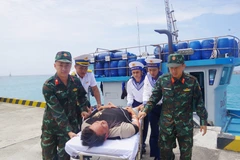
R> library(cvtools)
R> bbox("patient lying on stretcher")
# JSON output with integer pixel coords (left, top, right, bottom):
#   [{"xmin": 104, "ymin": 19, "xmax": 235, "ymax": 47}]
[{"xmin": 81, "ymin": 102, "xmax": 142, "ymax": 147}]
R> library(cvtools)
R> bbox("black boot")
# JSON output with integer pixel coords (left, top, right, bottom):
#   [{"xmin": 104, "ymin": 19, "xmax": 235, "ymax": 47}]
[{"xmin": 142, "ymin": 147, "xmax": 146, "ymax": 154}]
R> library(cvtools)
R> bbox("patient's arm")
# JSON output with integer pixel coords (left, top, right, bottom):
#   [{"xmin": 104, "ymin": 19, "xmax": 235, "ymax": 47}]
[
  {"xmin": 81, "ymin": 107, "xmax": 92, "ymax": 119},
  {"xmin": 125, "ymin": 107, "xmax": 140, "ymax": 129},
  {"xmin": 131, "ymin": 114, "xmax": 140, "ymax": 129}
]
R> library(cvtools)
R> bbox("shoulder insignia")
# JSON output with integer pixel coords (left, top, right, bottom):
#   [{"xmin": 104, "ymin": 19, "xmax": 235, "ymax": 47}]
[
  {"xmin": 71, "ymin": 71, "xmax": 76, "ymax": 76},
  {"xmin": 184, "ymin": 72, "xmax": 190, "ymax": 76},
  {"xmin": 87, "ymin": 69, "xmax": 92, "ymax": 73},
  {"xmin": 183, "ymin": 88, "xmax": 191, "ymax": 92}
]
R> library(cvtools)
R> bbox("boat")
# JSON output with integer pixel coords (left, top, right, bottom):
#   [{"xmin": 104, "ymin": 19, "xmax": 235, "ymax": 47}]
[
  {"xmin": 85, "ymin": 29, "xmax": 240, "ymax": 152},
  {"xmin": 83, "ymin": 0, "xmax": 240, "ymax": 152}
]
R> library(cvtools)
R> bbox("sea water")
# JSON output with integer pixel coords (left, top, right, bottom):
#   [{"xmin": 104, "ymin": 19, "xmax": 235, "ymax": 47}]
[
  {"xmin": 0, "ymin": 75, "xmax": 47, "ymax": 102},
  {"xmin": 0, "ymin": 74, "xmax": 240, "ymax": 109},
  {"xmin": 0, "ymin": 74, "xmax": 103, "ymax": 105}
]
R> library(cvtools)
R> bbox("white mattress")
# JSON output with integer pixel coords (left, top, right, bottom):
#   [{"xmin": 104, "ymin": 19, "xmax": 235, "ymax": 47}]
[{"xmin": 65, "ymin": 132, "xmax": 140, "ymax": 160}]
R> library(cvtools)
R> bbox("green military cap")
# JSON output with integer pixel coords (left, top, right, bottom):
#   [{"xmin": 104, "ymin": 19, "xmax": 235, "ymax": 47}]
[
  {"xmin": 167, "ymin": 53, "xmax": 184, "ymax": 67},
  {"xmin": 55, "ymin": 51, "xmax": 72, "ymax": 63}
]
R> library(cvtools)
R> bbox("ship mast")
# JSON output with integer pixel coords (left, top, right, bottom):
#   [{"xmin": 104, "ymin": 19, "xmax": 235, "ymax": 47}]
[{"xmin": 164, "ymin": 0, "xmax": 179, "ymax": 43}]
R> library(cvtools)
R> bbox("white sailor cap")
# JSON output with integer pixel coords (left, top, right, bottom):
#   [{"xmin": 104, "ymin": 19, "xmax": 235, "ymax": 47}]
[
  {"xmin": 145, "ymin": 58, "xmax": 162, "ymax": 68},
  {"xmin": 129, "ymin": 61, "xmax": 144, "ymax": 71},
  {"xmin": 74, "ymin": 54, "xmax": 92, "ymax": 66}
]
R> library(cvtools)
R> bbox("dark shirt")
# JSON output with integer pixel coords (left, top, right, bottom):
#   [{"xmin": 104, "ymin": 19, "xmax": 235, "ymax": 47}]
[{"xmin": 82, "ymin": 108, "xmax": 139, "ymax": 139}]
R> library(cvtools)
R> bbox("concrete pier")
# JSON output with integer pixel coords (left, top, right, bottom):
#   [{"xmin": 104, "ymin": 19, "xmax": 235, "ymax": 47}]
[
  {"xmin": 0, "ymin": 102, "xmax": 239, "ymax": 160},
  {"xmin": 0, "ymin": 102, "xmax": 43, "ymax": 160}
]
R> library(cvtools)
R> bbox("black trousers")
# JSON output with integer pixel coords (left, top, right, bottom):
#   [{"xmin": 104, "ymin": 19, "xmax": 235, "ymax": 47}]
[{"xmin": 148, "ymin": 104, "xmax": 161, "ymax": 158}]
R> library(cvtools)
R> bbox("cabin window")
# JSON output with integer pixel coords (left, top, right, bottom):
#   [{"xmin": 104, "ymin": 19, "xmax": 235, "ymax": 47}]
[
  {"xmin": 220, "ymin": 67, "xmax": 231, "ymax": 85},
  {"xmin": 189, "ymin": 72, "xmax": 205, "ymax": 112},
  {"xmin": 209, "ymin": 69, "xmax": 217, "ymax": 85},
  {"xmin": 189, "ymin": 72, "xmax": 205, "ymax": 102}
]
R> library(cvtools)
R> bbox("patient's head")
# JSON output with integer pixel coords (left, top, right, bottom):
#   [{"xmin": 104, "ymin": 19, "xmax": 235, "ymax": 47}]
[{"xmin": 81, "ymin": 120, "xmax": 109, "ymax": 147}]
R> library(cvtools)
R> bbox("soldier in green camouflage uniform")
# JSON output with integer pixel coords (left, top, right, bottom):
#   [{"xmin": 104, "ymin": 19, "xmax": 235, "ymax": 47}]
[
  {"xmin": 41, "ymin": 51, "xmax": 90, "ymax": 160},
  {"xmin": 138, "ymin": 53, "xmax": 208, "ymax": 160}
]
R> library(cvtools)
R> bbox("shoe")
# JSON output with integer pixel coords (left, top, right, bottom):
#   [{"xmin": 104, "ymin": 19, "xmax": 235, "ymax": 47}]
[
  {"xmin": 71, "ymin": 156, "xmax": 79, "ymax": 159},
  {"xmin": 141, "ymin": 147, "xmax": 146, "ymax": 154},
  {"xmin": 83, "ymin": 155, "xmax": 92, "ymax": 160},
  {"xmin": 154, "ymin": 157, "xmax": 160, "ymax": 160}
]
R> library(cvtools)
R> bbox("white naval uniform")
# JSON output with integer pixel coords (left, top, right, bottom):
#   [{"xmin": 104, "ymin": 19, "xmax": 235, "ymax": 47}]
[
  {"xmin": 143, "ymin": 72, "xmax": 162, "ymax": 105},
  {"xmin": 126, "ymin": 77, "xmax": 145, "ymax": 107},
  {"xmin": 75, "ymin": 71, "xmax": 97, "ymax": 93}
]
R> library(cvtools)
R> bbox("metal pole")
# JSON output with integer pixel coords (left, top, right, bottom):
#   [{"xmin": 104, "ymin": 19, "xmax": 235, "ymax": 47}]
[{"xmin": 154, "ymin": 29, "xmax": 174, "ymax": 54}]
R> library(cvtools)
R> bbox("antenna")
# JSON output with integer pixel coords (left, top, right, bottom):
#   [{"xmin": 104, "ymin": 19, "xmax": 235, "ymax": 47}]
[
  {"xmin": 164, "ymin": 0, "xmax": 172, "ymax": 35},
  {"xmin": 136, "ymin": 7, "xmax": 141, "ymax": 54},
  {"xmin": 171, "ymin": 4, "xmax": 179, "ymax": 43},
  {"xmin": 164, "ymin": 0, "xmax": 179, "ymax": 43}
]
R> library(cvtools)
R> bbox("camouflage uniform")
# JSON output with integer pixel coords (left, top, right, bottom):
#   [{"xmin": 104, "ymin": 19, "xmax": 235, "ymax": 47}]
[
  {"xmin": 41, "ymin": 51, "xmax": 89, "ymax": 160},
  {"xmin": 143, "ymin": 54, "xmax": 208, "ymax": 160}
]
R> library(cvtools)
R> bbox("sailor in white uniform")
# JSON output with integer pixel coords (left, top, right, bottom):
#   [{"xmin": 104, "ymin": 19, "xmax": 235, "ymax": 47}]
[
  {"xmin": 72, "ymin": 54, "xmax": 102, "ymax": 109},
  {"xmin": 143, "ymin": 57, "xmax": 163, "ymax": 160},
  {"xmin": 126, "ymin": 61, "xmax": 148, "ymax": 154},
  {"xmin": 127, "ymin": 61, "xmax": 145, "ymax": 107}
]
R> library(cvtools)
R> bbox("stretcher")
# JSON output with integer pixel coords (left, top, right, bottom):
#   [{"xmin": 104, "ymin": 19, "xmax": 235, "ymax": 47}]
[{"xmin": 65, "ymin": 120, "xmax": 143, "ymax": 160}]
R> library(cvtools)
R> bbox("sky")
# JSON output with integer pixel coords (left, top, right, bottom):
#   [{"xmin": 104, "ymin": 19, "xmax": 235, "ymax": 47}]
[{"xmin": 0, "ymin": 0, "xmax": 240, "ymax": 76}]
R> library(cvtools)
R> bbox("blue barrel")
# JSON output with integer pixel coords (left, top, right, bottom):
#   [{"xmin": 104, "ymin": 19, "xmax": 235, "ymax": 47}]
[
  {"xmin": 177, "ymin": 42, "xmax": 188, "ymax": 49},
  {"xmin": 128, "ymin": 53, "xmax": 137, "ymax": 61},
  {"xmin": 111, "ymin": 52, "xmax": 128, "ymax": 61},
  {"xmin": 217, "ymin": 38, "xmax": 229, "ymax": 56},
  {"xmin": 177, "ymin": 42, "xmax": 188, "ymax": 60},
  {"xmin": 111, "ymin": 52, "xmax": 137, "ymax": 61},
  {"xmin": 118, "ymin": 60, "xmax": 127, "ymax": 76},
  {"xmin": 163, "ymin": 44, "xmax": 177, "ymax": 62},
  {"xmin": 136, "ymin": 58, "xmax": 147, "ymax": 66},
  {"xmin": 96, "ymin": 52, "xmax": 112, "ymax": 61},
  {"xmin": 154, "ymin": 46, "xmax": 162, "ymax": 59},
  {"xmin": 103, "ymin": 62, "xmax": 110, "ymax": 77},
  {"xmin": 189, "ymin": 41, "xmax": 201, "ymax": 60},
  {"xmin": 112, "ymin": 52, "xmax": 124, "ymax": 60},
  {"xmin": 110, "ymin": 61, "xmax": 118, "ymax": 76},
  {"xmin": 201, "ymin": 39, "xmax": 214, "ymax": 59},
  {"xmin": 94, "ymin": 62, "xmax": 104, "ymax": 77},
  {"xmin": 229, "ymin": 39, "xmax": 238, "ymax": 57}
]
